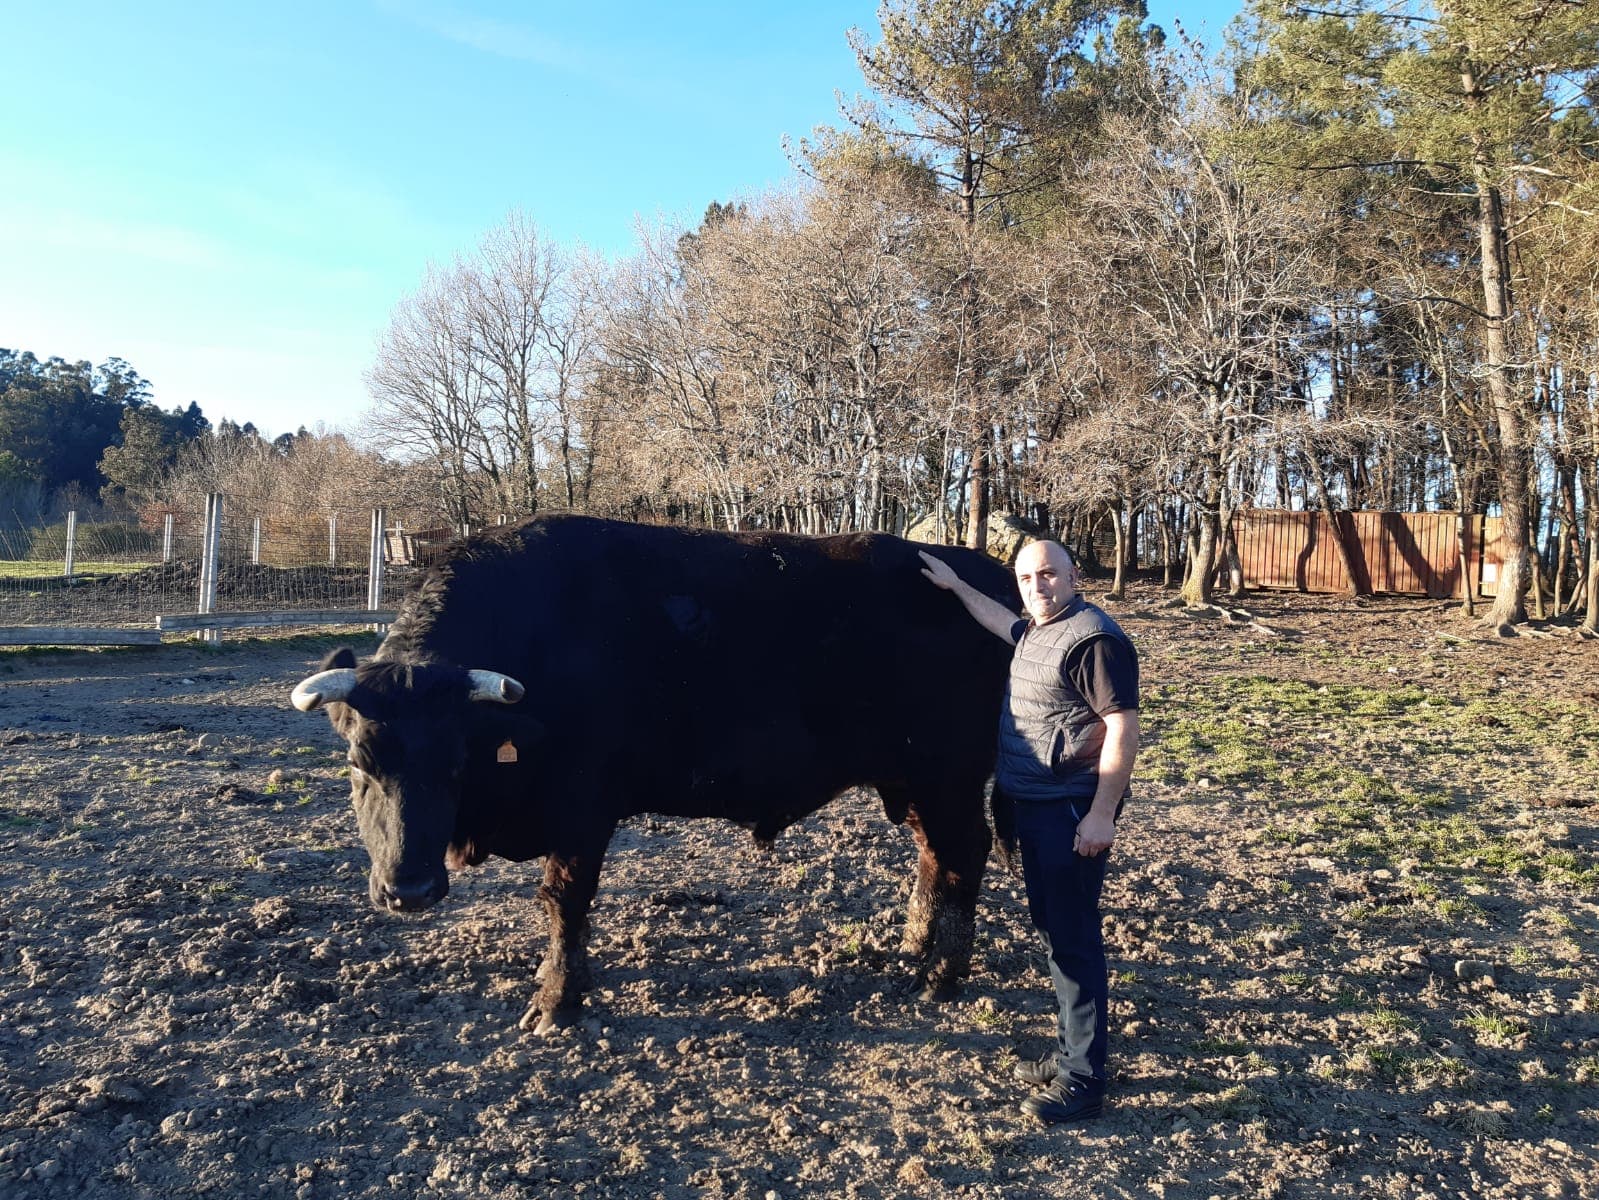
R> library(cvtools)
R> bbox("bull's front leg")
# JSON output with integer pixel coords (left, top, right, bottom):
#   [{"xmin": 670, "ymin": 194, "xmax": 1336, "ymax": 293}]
[
  {"xmin": 901, "ymin": 809, "xmax": 938, "ymax": 962},
  {"xmin": 520, "ymin": 834, "xmax": 609, "ymax": 1035}
]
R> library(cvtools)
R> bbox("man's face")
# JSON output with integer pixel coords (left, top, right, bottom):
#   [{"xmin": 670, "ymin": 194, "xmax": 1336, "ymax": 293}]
[{"xmin": 1015, "ymin": 542, "xmax": 1077, "ymax": 625}]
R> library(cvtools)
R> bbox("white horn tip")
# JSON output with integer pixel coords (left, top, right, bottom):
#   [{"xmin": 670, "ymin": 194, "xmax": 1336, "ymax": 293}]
[
  {"xmin": 468, "ymin": 670, "xmax": 526, "ymax": 705},
  {"xmin": 290, "ymin": 668, "xmax": 357, "ymax": 713}
]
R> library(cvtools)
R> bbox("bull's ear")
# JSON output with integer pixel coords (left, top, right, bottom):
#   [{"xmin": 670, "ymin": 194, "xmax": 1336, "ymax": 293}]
[
  {"xmin": 305, "ymin": 647, "xmax": 358, "ymax": 737},
  {"xmin": 326, "ymin": 698, "xmax": 358, "ymax": 740},
  {"xmin": 322, "ymin": 646, "xmax": 357, "ymax": 671}
]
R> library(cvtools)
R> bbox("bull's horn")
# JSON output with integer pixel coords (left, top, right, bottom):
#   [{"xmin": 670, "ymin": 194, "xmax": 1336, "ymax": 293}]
[
  {"xmin": 291, "ymin": 668, "xmax": 358, "ymax": 712},
  {"xmin": 467, "ymin": 670, "xmax": 525, "ymax": 704}
]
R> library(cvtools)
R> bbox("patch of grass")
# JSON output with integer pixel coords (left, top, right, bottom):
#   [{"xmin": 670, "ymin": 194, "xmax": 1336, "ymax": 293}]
[
  {"xmin": 1414, "ymin": 1056, "xmax": 1479, "ymax": 1090},
  {"xmin": 1460, "ymin": 1012, "xmax": 1526, "ymax": 1049},
  {"xmin": 1431, "ymin": 897, "xmax": 1484, "ymax": 924},
  {"xmin": 1142, "ymin": 714, "xmax": 1283, "ymax": 787},
  {"xmin": 1193, "ymin": 1036, "xmax": 1250, "ymax": 1055},
  {"xmin": 1333, "ymin": 986, "xmax": 1366, "ymax": 1010},
  {"xmin": 1342, "ymin": 901, "xmax": 1400, "ymax": 922},
  {"xmin": 837, "ymin": 920, "xmax": 865, "ymax": 959},
  {"xmin": 1361, "ymin": 1006, "xmax": 1419, "ymax": 1041},
  {"xmin": 615, "ymin": 1144, "xmax": 647, "ymax": 1173},
  {"xmin": 969, "ymin": 1004, "xmax": 1012, "ymax": 1033},
  {"xmin": 1530, "ymin": 906, "xmax": 1574, "ymax": 931},
  {"xmin": 954, "ymin": 1129, "xmax": 994, "ymax": 1170},
  {"xmin": 1198, "ymin": 1084, "xmax": 1266, "ymax": 1120}
]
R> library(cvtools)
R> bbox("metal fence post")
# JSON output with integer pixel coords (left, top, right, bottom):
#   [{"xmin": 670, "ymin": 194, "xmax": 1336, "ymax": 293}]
[
  {"xmin": 198, "ymin": 493, "xmax": 223, "ymax": 644},
  {"xmin": 162, "ymin": 513, "xmax": 174, "ymax": 563},
  {"xmin": 64, "ymin": 511, "xmax": 77, "ymax": 578},
  {"xmin": 329, "ymin": 514, "xmax": 338, "ymax": 566},
  {"xmin": 367, "ymin": 507, "xmax": 387, "ymax": 633},
  {"xmin": 252, "ymin": 516, "xmax": 262, "ymax": 565}
]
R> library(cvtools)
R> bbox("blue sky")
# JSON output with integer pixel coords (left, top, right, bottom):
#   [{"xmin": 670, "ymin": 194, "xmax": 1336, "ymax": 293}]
[{"xmin": 2, "ymin": 1, "xmax": 1239, "ymax": 439}]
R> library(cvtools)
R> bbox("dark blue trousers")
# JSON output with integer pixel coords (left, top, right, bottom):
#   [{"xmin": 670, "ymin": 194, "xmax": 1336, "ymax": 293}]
[{"xmin": 1013, "ymin": 796, "xmax": 1110, "ymax": 1090}]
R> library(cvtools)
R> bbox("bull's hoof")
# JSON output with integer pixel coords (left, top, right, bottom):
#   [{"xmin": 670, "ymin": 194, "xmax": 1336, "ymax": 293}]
[
  {"xmin": 914, "ymin": 976, "xmax": 960, "ymax": 1004},
  {"xmin": 517, "ymin": 1003, "xmax": 578, "ymax": 1036}
]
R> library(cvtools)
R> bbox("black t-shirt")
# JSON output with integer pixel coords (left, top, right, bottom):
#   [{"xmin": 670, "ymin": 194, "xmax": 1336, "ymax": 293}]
[{"xmin": 1011, "ymin": 617, "xmax": 1140, "ymax": 716}]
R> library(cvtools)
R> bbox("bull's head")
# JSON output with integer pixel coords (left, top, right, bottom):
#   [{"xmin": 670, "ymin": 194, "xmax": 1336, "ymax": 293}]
[{"xmin": 291, "ymin": 648, "xmax": 534, "ymax": 913}]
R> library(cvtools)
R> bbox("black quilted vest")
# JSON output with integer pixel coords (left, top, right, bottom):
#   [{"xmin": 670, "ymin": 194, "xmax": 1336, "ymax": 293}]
[{"xmin": 996, "ymin": 595, "xmax": 1134, "ymax": 803}]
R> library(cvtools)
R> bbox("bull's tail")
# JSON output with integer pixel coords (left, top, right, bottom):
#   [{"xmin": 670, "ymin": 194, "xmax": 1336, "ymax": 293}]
[{"xmin": 989, "ymin": 782, "xmax": 1017, "ymax": 872}]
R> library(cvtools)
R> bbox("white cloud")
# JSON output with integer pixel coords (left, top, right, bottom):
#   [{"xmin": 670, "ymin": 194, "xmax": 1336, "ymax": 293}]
[
  {"xmin": 17, "ymin": 210, "xmax": 232, "ymax": 272},
  {"xmin": 376, "ymin": 0, "xmax": 605, "ymax": 72}
]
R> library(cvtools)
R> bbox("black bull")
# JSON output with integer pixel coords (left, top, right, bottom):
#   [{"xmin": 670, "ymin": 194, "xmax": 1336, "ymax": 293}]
[{"xmin": 291, "ymin": 515, "xmax": 1018, "ymax": 1034}]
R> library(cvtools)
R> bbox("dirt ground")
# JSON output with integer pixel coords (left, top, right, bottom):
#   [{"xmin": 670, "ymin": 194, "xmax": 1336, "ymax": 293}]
[{"xmin": 1, "ymin": 582, "xmax": 1596, "ymax": 1199}]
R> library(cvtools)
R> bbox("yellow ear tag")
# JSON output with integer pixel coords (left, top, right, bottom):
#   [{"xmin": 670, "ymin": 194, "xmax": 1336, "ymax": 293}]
[{"xmin": 496, "ymin": 739, "xmax": 518, "ymax": 764}]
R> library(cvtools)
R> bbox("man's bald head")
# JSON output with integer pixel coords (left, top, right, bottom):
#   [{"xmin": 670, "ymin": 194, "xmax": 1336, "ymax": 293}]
[{"xmin": 1014, "ymin": 539, "xmax": 1079, "ymax": 625}]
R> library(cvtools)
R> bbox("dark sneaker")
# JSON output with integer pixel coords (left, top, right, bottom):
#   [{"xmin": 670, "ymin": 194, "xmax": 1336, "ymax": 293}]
[
  {"xmin": 1010, "ymin": 1055, "xmax": 1059, "ymax": 1088},
  {"xmin": 1020, "ymin": 1078, "xmax": 1105, "ymax": 1124}
]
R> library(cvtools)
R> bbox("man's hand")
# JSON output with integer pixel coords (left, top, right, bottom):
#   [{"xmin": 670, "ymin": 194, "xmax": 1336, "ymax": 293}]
[
  {"xmin": 1074, "ymin": 807, "xmax": 1117, "ymax": 857},
  {"xmin": 917, "ymin": 550, "xmax": 1020, "ymax": 643},
  {"xmin": 918, "ymin": 550, "xmax": 958, "ymax": 590}
]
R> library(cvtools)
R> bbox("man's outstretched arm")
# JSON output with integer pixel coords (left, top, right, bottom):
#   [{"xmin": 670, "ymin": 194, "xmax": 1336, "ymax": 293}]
[{"xmin": 918, "ymin": 550, "xmax": 1020, "ymax": 644}]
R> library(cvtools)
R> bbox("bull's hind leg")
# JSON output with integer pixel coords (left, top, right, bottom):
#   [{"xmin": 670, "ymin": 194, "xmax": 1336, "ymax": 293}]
[
  {"xmin": 521, "ymin": 832, "xmax": 610, "ymax": 1036},
  {"xmin": 886, "ymin": 783, "xmax": 993, "ymax": 1002}
]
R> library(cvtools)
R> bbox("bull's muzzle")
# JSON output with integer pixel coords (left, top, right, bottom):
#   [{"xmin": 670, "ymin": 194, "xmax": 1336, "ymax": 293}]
[{"xmin": 373, "ymin": 874, "xmax": 447, "ymax": 912}]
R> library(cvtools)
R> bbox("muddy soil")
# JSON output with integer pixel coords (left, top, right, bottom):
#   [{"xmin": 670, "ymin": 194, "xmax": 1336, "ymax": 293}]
[{"xmin": 0, "ymin": 585, "xmax": 1595, "ymax": 1199}]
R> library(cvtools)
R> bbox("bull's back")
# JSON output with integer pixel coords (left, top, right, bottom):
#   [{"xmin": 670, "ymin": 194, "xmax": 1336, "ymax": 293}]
[{"xmin": 400, "ymin": 516, "xmax": 1016, "ymax": 790}]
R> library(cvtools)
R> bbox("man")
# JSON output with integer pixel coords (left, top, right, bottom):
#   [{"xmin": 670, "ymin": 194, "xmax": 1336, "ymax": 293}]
[{"xmin": 918, "ymin": 539, "xmax": 1140, "ymax": 1124}]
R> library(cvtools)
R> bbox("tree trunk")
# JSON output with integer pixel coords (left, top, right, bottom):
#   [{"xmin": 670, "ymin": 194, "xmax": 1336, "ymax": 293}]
[
  {"xmin": 966, "ymin": 430, "xmax": 991, "ymax": 551},
  {"xmin": 1107, "ymin": 500, "xmax": 1127, "ymax": 600},
  {"xmin": 1305, "ymin": 450, "xmax": 1365, "ymax": 597},
  {"xmin": 1465, "ymin": 78, "xmax": 1531, "ymax": 628},
  {"xmin": 1182, "ymin": 497, "xmax": 1219, "ymax": 607},
  {"xmin": 1158, "ymin": 507, "xmax": 1175, "ymax": 589},
  {"xmin": 1440, "ymin": 425, "xmax": 1476, "ymax": 617},
  {"xmin": 1222, "ymin": 522, "xmax": 1244, "ymax": 598},
  {"xmin": 1584, "ymin": 461, "xmax": 1599, "ymax": 633}
]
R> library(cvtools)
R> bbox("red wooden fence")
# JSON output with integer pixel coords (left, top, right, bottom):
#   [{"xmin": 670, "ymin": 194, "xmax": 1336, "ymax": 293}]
[{"xmin": 1232, "ymin": 510, "xmax": 1506, "ymax": 598}]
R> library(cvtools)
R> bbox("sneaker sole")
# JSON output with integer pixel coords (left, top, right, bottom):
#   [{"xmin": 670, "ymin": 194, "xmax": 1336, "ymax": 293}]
[{"xmin": 1019, "ymin": 1099, "xmax": 1104, "ymax": 1123}]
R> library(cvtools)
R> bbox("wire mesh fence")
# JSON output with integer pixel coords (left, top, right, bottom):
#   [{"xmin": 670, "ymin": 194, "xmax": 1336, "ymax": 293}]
[{"xmin": 0, "ymin": 495, "xmax": 459, "ymax": 639}]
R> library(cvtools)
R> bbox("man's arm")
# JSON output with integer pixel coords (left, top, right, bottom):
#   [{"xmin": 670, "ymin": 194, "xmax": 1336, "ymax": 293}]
[
  {"xmin": 1074, "ymin": 708, "xmax": 1138, "ymax": 856},
  {"xmin": 918, "ymin": 550, "xmax": 1019, "ymax": 644}
]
